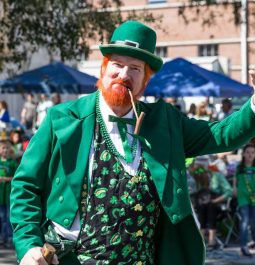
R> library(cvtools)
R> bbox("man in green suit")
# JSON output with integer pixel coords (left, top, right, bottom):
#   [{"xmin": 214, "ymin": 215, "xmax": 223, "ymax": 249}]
[{"xmin": 10, "ymin": 20, "xmax": 255, "ymax": 265}]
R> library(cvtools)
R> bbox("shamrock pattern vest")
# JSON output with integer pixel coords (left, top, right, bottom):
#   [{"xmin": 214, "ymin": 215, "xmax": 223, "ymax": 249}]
[{"xmin": 76, "ymin": 119, "xmax": 161, "ymax": 264}]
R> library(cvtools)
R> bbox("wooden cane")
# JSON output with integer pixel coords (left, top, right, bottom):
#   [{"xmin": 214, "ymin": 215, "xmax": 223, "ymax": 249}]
[
  {"xmin": 127, "ymin": 89, "xmax": 146, "ymax": 135},
  {"xmin": 134, "ymin": 112, "xmax": 146, "ymax": 135},
  {"xmin": 127, "ymin": 89, "xmax": 139, "ymax": 120},
  {"xmin": 42, "ymin": 243, "xmax": 56, "ymax": 265}
]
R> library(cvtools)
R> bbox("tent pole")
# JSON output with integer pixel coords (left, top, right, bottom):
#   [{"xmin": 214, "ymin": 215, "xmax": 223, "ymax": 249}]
[{"xmin": 241, "ymin": 0, "xmax": 248, "ymax": 83}]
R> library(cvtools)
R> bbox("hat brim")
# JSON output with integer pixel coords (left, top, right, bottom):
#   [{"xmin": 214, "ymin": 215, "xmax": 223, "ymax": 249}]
[{"xmin": 99, "ymin": 44, "xmax": 163, "ymax": 72}]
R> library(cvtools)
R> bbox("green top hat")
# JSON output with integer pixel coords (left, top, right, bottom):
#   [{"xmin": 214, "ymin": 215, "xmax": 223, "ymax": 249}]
[{"xmin": 99, "ymin": 20, "xmax": 163, "ymax": 72}]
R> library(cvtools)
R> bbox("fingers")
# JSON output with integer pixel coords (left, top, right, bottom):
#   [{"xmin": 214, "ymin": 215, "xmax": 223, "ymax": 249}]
[
  {"xmin": 249, "ymin": 70, "xmax": 255, "ymax": 86},
  {"xmin": 20, "ymin": 247, "xmax": 48, "ymax": 265},
  {"xmin": 51, "ymin": 254, "xmax": 59, "ymax": 265},
  {"xmin": 32, "ymin": 248, "xmax": 49, "ymax": 265}
]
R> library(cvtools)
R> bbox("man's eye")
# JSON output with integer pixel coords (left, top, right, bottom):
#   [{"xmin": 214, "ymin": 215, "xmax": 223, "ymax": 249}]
[
  {"xmin": 113, "ymin": 62, "xmax": 122, "ymax": 67},
  {"xmin": 131, "ymin": 67, "xmax": 141, "ymax": 72}
]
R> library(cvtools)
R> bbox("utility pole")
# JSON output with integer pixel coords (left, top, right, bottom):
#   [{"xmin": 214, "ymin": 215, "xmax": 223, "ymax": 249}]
[{"xmin": 240, "ymin": 0, "xmax": 248, "ymax": 83}]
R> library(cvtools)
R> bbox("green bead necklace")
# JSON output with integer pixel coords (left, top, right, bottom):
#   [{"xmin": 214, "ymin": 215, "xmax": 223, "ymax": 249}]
[
  {"xmin": 243, "ymin": 167, "xmax": 255, "ymax": 204},
  {"xmin": 96, "ymin": 92, "xmax": 139, "ymax": 163}
]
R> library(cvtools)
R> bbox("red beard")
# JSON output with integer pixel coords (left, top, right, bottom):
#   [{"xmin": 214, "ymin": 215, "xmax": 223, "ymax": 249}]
[{"xmin": 98, "ymin": 79, "xmax": 134, "ymax": 108}]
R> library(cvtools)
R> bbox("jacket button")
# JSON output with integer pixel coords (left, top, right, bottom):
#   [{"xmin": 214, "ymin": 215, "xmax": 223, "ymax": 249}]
[
  {"xmin": 172, "ymin": 214, "xmax": 180, "ymax": 222},
  {"xmin": 59, "ymin": 196, "xmax": 64, "ymax": 203},
  {"xmin": 181, "ymin": 169, "xmax": 186, "ymax": 176},
  {"xmin": 177, "ymin": 188, "xmax": 183, "ymax": 195},
  {"xmin": 63, "ymin": 218, "xmax": 70, "ymax": 226},
  {"xmin": 82, "ymin": 191, "xmax": 87, "ymax": 197},
  {"xmin": 56, "ymin": 177, "xmax": 60, "ymax": 184}
]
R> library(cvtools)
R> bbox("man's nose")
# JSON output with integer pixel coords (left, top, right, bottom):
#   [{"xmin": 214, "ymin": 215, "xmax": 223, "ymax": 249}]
[{"xmin": 118, "ymin": 66, "xmax": 130, "ymax": 80}]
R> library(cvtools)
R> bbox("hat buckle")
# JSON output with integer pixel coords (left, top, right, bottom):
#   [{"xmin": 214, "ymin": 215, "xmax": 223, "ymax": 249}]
[{"xmin": 113, "ymin": 40, "xmax": 140, "ymax": 48}]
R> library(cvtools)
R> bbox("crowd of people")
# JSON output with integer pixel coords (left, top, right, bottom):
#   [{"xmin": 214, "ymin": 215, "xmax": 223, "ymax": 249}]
[
  {"xmin": 180, "ymin": 97, "xmax": 233, "ymax": 122},
  {"xmin": 186, "ymin": 145, "xmax": 255, "ymax": 257},
  {"xmin": 20, "ymin": 92, "xmax": 62, "ymax": 131}
]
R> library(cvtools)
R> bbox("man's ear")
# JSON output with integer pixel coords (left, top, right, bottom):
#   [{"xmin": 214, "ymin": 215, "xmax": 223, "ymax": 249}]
[
  {"xmin": 100, "ymin": 55, "xmax": 111, "ymax": 78},
  {"xmin": 143, "ymin": 64, "xmax": 154, "ymax": 87},
  {"xmin": 101, "ymin": 64, "xmax": 107, "ymax": 76}
]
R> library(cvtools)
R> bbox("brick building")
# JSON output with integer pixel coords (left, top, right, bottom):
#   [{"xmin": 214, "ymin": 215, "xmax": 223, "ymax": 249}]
[{"xmin": 79, "ymin": 0, "xmax": 255, "ymax": 84}]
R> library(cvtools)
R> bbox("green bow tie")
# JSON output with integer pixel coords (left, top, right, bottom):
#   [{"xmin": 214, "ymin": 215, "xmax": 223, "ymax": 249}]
[{"xmin": 108, "ymin": 115, "xmax": 136, "ymax": 126}]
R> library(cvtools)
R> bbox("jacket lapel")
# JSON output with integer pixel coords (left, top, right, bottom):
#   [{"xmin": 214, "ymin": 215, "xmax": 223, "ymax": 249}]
[
  {"xmin": 53, "ymin": 92, "xmax": 97, "ymax": 203},
  {"xmin": 139, "ymin": 100, "xmax": 170, "ymax": 201}
]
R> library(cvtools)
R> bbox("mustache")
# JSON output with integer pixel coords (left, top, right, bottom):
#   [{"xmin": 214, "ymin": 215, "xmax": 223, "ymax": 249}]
[{"xmin": 110, "ymin": 79, "xmax": 132, "ymax": 91}]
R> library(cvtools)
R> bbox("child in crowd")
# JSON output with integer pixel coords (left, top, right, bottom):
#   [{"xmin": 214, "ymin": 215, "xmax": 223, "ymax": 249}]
[
  {"xmin": 0, "ymin": 140, "xmax": 17, "ymax": 247},
  {"xmin": 9, "ymin": 130, "xmax": 24, "ymax": 163},
  {"xmin": 233, "ymin": 144, "xmax": 255, "ymax": 257}
]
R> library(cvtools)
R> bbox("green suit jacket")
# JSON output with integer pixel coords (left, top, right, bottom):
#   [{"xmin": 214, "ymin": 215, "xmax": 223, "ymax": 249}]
[{"xmin": 10, "ymin": 92, "xmax": 255, "ymax": 264}]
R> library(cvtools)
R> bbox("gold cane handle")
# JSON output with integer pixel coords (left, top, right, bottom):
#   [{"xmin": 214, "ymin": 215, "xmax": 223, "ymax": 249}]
[{"xmin": 42, "ymin": 243, "xmax": 56, "ymax": 265}]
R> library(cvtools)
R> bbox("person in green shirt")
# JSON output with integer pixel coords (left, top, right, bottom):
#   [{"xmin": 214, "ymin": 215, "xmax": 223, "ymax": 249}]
[
  {"xmin": 0, "ymin": 140, "xmax": 17, "ymax": 247},
  {"xmin": 233, "ymin": 143, "xmax": 255, "ymax": 257},
  {"xmin": 191, "ymin": 161, "xmax": 232, "ymax": 250}
]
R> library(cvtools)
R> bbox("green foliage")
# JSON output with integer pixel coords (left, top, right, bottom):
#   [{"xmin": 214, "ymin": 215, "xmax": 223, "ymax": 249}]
[
  {"xmin": 0, "ymin": 0, "xmax": 162, "ymax": 73},
  {"xmin": 178, "ymin": 0, "xmax": 242, "ymax": 28}
]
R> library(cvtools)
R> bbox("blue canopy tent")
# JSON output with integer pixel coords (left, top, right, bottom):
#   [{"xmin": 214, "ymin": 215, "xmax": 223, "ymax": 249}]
[
  {"xmin": 144, "ymin": 57, "xmax": 252, "ymax": 97},
  {"xmin": 0, "ymin": 62, "xmax": 98, "ymax": 94}
]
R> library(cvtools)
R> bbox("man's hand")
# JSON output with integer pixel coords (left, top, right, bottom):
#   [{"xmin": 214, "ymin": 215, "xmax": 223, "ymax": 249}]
[
  {"xmin": 250, "ymin": 70, "xmax": 255, "ymax": 85},
  {"xmin": 0, "ymin": 177, "xmax": 8, "ymax": 182},
  {"xmin": 249, "ymin": 70, "xmax": 255, "ymax": 104},
  {"xmin": 20, "ymin": 247, "xmax": 59, "ymax": 265}
]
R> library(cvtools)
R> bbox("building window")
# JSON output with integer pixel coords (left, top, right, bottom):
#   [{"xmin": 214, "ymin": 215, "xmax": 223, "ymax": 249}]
[
  {"xmin": 155, "ymin": 46, "xmax": 167, "ymax": 58},
  {"xmin": 198, "ymin": 44, "xmax": 218, "ymax": 57},
  {"xmin": 148, "ymin": 0, "xmax": 166, "ymax": 4}
]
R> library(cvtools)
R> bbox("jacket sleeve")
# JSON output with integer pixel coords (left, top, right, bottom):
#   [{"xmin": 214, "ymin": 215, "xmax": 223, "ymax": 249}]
[
  {"xmin": 182, "ymin": 99, "xmax": 255, "ymax": 158},
  {"xmin": 10, "ymin": 108, "xmax": 54, "ymax": 262},
  {"xmin": 218, "ymin": 173, "xmax": 233, "ymax": 199}
]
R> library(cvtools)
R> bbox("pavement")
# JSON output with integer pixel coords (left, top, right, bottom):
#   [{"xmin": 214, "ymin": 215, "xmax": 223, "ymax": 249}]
[
  {"xmin": 0, "ymin": 247, "xmax": 17, "ymax": 265},
  {"xmin": 1, "ymin": 244, "xmax": 255, "ymax": 265},
  {"xmin": 205, "ymin": 244, "xmax": 255, "ymax": 265}
]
